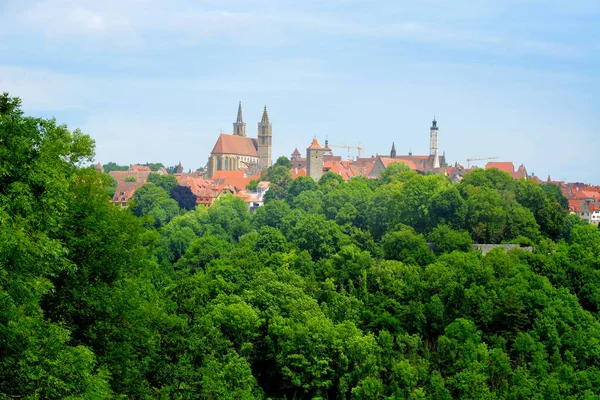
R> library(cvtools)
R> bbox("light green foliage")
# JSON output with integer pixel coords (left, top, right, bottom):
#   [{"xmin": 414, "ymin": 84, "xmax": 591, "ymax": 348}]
[
  {"xmin": 428, "ymin": 224, "xmax": 473, "ymax": 254},
  {"xmin": 274, "ymin": 155, "xmax": 293, "ymax": 169},
  {"xmin": 319, "ymin": 171, "xmax": 344, "ymax": 191},
  {"xmin": 291, "ymin": 213, "xmax": 350, "ymax": 259},
  {"xmin": 379, "ymin": 161, "xmax": 414, "ymax": 184},
  {"xmin": 288, "ymin": 175, "xmax": 318, "ymax": 198},
  {"xmin": 147, "ymin": 171, "xmax": 178, "ymax": 193}
]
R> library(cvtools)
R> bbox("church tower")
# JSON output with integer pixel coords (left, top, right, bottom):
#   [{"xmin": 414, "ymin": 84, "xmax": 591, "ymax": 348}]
[
  {"xmin": 233, "ymin": 101, "xmax": 246, "ymax": 137},
  {"xmin": 307, "ymin": 138, "xmax": 324, "ymax": 182},
  {"xmin": 258, "ymin": 105, "xmax": 272, "ymax": 168},
  {"xmin": 390, "ymin": 142, "xmax": 396, "ymax": 158},
  {"xmin": 429, "ymin": 116, "xmax": 439, "ymax": 156},
  {"xmin": 430, "ymin": 117, "xmax": 440, "ymax": 169}
]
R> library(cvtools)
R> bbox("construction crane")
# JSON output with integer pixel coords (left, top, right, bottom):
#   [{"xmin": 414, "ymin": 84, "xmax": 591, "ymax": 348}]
[
  {"xmin": 466, "ymin": 156, "xmax": 499, "ymax": 169},
  {"xmin": 330, "ymin": 144, "xmax": 364, "ymax": 159}
]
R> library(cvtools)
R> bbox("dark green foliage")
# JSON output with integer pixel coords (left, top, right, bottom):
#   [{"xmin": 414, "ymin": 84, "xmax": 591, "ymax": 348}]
[
  {"xmin": 131, "ymin": 183, "xmax": 179, "ymax": 227},
  {"xmin": 3, "ymin": 93, "xmax": 599, "ymax": 399},
  {"xmin": 541, "ymin": 182, "xmax": 569, "ymax": 209},
  {"xmin": 102, "ymin": 161, "xmax": 128, "ymax": 173},
  {"xmin": 171, "ymin": 184, "xmax": 197, "ymax": 210},
  {"xmin": 141, "ymin": 162, "xmax": 165, "ymax": 171}
]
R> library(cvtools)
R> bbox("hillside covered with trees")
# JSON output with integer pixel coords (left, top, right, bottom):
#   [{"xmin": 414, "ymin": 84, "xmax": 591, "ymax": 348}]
[{"xmin": 3, "ymin": 93, "xmax": 600, "ymax": 399}]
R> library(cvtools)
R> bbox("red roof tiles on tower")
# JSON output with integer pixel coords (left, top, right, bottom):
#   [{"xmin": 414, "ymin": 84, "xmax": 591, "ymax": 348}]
[{"xmin": 308, "ymin": 138, "xmax": 322, "ymax": 150}]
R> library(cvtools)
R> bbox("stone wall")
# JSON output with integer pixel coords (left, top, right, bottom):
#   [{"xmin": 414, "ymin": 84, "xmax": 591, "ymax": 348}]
[
  {"xmin": 473, "ymin": 244, "xmax": 534, "ymax": 255},
  {"xmin": 426, "ymin": 243, "xmax": 534, "ymax": 255}
]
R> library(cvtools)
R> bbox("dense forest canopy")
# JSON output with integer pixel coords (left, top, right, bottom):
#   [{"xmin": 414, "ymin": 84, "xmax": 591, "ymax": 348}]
[{"xmin": 2, "ymin": 93, "xmax": 600, "ymax": 399}]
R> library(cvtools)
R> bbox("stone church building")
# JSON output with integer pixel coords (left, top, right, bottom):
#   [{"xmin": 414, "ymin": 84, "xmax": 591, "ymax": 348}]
[{"xmin": 206, "ymin": 103, "xmax": 272, "ymax": 178}]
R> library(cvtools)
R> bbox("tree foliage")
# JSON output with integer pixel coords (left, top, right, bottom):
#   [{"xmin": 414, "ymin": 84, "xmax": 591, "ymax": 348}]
[{"xmin": 4, "ymin": 93, "xmax": 600, "ymax": 399}]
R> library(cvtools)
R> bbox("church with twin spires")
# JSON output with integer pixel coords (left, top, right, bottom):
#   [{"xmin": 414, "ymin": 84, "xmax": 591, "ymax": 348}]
[{"xmin": 206, "ymin": 102, "xmax": 272, "ymax": 178}]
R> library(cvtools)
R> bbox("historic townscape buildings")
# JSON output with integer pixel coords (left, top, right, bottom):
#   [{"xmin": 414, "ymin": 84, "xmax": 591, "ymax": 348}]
[{"xmin": 103, "ymin": 102, "xmax": 597, "ymax": 223}]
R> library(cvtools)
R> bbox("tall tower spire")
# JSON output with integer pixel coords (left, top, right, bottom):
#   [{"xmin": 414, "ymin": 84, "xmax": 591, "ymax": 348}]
[
  {"xmin": 430, "ymin": 116, "xmax": 440, "ymax": 168},
  {"xmin": 429, "ymin": 115, "xmax": 439, "ymax": 156},
  {"xmin": 233, "ymin": 101, "xmax": 246, "ymax": 137},
  {"xmin": 258, "ymin": 105, "xmax": 272, "ymax": 169},
  {"xmin": 390, "ymin": 142, "xmax": 396, "ymax": 158}
]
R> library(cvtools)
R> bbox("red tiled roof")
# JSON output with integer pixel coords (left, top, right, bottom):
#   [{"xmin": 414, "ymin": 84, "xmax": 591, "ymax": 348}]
[
  {"xmin": 573, "ymin": 190, "xmax": 599, "ymax": 200},
  {"xmin": 327, "ymin": 161, "xmax": 363, "ymax": 181},
  {"xmin": 109, "ymin": 171, "xmax": 151, "ymax": 184},
  {"xmin": 290, "ymin": 168, "xmax": 307, "ymax": 179},
  {"xmin": 112, "ymin": 181, "xmax": 145, "ymax": 204},
  {"xmin": 129, "ymin": 165, "xmax": 152, "ymax": 172},
  {"xmin": 380, "ymin": 157, "xmax": 418, "ymax": 170},
  {"xmin": 485, "ymin": 162, "xmax": 515, "ymax": 173},
  {"xmin": 212, "ymin": 170, "xmax": 246, "ymax": 179},
  {"xmin": 211, "ymin": 134, "xmax": 258, "ymax": 157},
  {"xmin": 569, "ymin": 200, "xmax": 583, "ymax": 212},
  {"xmin": 211, "ymin": 170, "xmax": 252, "ymax": 191},
  {"xmin": 308, "ymin": 138, "xmax": 322, "ymax": 150}
]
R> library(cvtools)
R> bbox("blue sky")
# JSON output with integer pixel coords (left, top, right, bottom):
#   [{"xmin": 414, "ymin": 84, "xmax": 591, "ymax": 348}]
[{"xmin": 1, "ymin": 0, "xmax": 598, "ymax": 182}]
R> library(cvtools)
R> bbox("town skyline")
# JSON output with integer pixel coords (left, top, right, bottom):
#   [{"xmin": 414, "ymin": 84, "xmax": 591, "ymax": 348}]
[{"xmin": 2, "ymin": 0, "xmax": 598, "ymax": 183}]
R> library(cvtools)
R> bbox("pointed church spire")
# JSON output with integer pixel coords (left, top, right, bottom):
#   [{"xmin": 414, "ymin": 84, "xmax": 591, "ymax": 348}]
[
  {"xmin": 431, "ymin": 115, "xmax": 438, "ymax": 130},
  {"xmin": 261, "ymin": 105, "xmax": 269, "ymax": 124},
  {"xmin": 390, "ymin": 142, "xmax": 396, "ymax": 158},
  {"xmin": 233, "ymin": 102, "xmax": 247, "ymax": 137},
  {"xmin": 236, "ymin": 101, "xmax": 243, "ymax": 123}
]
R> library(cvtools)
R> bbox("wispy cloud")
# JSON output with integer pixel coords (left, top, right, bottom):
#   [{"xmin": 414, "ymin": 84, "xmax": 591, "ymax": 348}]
[{"xmin": 9, "ymin": 0, "xmax": 586, "ymax": 58}]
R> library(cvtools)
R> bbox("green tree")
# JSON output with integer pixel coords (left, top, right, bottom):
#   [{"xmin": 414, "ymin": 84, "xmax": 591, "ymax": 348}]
[
  {"xmin": 0, "ymin": 93, "xmax": 113, "ymax": 398},
  {"xmin": 102, "ymin": 161, "xmax": 128, "ymax": 173},
  {"xmin": 147, "ymin": 171, "xmax": 178, "ymax": 193},
  {"xmin": 291, "ymin": 213, "xmax": 350, "ymax": 259},
  {"xmin": 131, "ymin": 184, "xmax": 180, "ymax": 227},
  {"xmin": 274, "ymin": 155, "xmax": 293, "ymax": 169},
  {"xmin": 428, "ymin": 224, "xmax": 473, "ymax": 254},
  {"xmin": 288, "ymin": 175, "xmax": 318, "ymax": 199},
  {"xmin": 171, "ymin": 185, "xmax": 197, "ymax": 210},
  {"xmin": 379, "ymin": 162, "xmax": 414, "ymax": 184},
  {"xmin": 381, "ymin": 227, "xmax": 435, "ymax": 266}
]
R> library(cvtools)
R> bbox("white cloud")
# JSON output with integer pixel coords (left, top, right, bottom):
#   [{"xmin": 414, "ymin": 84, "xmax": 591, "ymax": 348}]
[
  {"xmin": 24, "ymin": 1, "xmax": 134, "ymax": 36},
  {"xmin": 8, "ymin": 0, "xmax": 588, "ymax": 58},
  {"xmin": 0, "ymin": 66, "xmax": 90, "ymax": 111}
]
